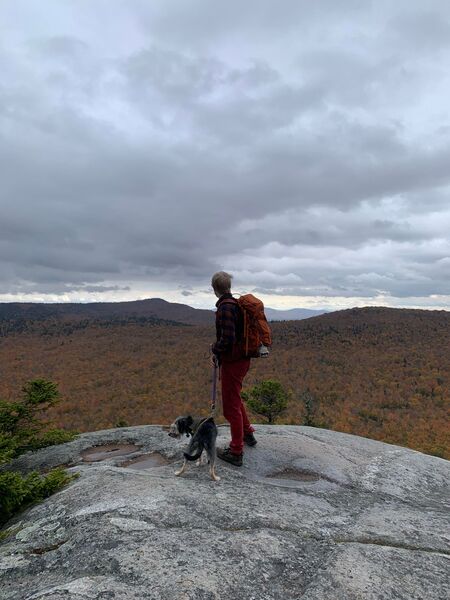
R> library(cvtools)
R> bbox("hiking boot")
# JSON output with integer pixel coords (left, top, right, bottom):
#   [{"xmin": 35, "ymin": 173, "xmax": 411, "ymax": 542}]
[
  {"xmin": 217, "ymin": 447, "xmax": 243, "ymax": 467},
  {"xmin": 244, "ymin": 432, "xmax": 257, "ymax": 447}
]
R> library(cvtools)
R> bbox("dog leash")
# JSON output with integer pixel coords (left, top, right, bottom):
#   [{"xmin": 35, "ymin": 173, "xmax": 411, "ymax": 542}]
[{"xmin": 210, "ymin": 358, "xmax": 218, "ymax": 416}]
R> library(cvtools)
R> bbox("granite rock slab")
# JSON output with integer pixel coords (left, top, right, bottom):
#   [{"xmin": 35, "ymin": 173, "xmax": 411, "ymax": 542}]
[{"xmin": 1, "ymin": 425, "xmax": 449, "ymax": 599}]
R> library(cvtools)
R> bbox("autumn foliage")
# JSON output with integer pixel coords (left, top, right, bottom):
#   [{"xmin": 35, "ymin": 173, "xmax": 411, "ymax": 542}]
[{"xmin": 0, "ymin": 306, "xmax": 448, "ymax": 459}]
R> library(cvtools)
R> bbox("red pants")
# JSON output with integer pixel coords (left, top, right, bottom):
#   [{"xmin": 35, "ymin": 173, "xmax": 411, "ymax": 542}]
[{"xmin": 220, "ymin": 358, "xmax": 254, "ymax": 455}]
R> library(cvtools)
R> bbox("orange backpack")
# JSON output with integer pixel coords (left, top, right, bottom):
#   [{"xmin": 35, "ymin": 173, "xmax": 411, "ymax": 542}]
[{"xmin": 223, "ymin": 294, "xmax": 272, "ymax": 358}]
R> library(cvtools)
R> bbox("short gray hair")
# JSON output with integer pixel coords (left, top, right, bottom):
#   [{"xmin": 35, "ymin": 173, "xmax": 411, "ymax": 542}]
[{"xmin": 211, "ymin": 271, "xmax": 233, "ymax": 295}]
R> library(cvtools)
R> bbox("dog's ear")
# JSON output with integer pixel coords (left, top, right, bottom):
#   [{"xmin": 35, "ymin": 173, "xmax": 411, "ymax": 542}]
[
  {"xmin": 177, "ymin": 417, "xmax": 191, "ymax": 436},
  {"xmin": 183, "ymin": 415, "xmax": 193, "ymax": 437}
]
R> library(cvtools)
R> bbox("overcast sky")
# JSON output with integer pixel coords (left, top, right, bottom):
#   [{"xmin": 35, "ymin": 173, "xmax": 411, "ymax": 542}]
[{"xmin": 1, "ymin": 0, "xmax": 449, "ymax": 310}]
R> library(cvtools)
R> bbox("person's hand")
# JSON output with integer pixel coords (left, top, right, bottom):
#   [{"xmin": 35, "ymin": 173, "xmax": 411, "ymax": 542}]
[{"xmin": 210, "ymin": 354, "xmax": 218, "ymax": 368}]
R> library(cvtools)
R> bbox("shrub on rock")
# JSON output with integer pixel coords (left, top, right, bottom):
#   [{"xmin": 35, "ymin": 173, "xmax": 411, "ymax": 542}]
[
  {"xmin": 0, "ymin": 379, "xmax": 76, "ymax": 526},
  {"xmin": 242, "ymin": 380, "xmax": 289, "ymax": 424}
]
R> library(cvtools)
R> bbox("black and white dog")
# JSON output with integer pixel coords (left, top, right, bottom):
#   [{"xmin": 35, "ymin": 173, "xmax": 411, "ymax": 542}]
[{"xmin": 168, "ymin": 415, "xmax": 220, "ymax": 481}]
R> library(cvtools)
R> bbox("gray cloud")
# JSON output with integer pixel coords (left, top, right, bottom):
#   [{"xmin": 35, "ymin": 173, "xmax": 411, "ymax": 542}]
[{"xmin": 0, "ymin": 1, "xmax": 449, "ymax": 308}]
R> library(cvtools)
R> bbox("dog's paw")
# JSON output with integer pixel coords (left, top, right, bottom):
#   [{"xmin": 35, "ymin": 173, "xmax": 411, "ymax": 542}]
[
  {"xmin": 211, "ymin": 474, "xmax": 221, "ymax": 482},
  {"xmin": 174, "ymin": 469, "xmax": 183, "ymax": 476}
]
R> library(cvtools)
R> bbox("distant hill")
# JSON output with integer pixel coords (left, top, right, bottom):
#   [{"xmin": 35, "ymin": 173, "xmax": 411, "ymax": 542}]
[
  {"xmin": 0, "ymin": 298, "xmax": 331, "ymax": 334},
  {"xmin": 0, "ymin": 298, "xmax": 213, "ymax": 332},
  {"xmin": 265, "ymin": 307, "xmax": 328, "ymax": 321},
  {"xmin": 0, "ymin": 305, "xmax": 448, "ymax": 458}
]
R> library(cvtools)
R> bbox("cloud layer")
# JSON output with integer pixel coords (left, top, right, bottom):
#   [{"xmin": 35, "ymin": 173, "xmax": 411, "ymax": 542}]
[{"xmin": 1, "ymin": 0, "xmax": 449, "ymax": 309}]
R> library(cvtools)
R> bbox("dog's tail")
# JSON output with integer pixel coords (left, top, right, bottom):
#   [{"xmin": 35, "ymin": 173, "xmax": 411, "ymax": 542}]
[{"xmin": 183, "ymin": 443, "xmax": 204, "ymax": 461}]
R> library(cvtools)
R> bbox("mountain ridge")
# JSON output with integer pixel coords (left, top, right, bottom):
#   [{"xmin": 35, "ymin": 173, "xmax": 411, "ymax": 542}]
[
  {"xmin": 1, "ymin": 297, "xmax": 446, "ymax": 328},
  {"xmin": 0, "ymin": 297, "xmax": 212, "ymax": 326}
]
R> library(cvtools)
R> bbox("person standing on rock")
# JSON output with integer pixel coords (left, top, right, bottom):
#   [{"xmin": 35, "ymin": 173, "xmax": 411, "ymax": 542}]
[{"xmin": 210, "ymin": 271, "xmax": 257, "ymax": 466}]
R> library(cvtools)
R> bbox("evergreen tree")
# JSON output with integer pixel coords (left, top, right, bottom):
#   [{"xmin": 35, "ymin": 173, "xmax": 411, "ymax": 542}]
[
  {"xmin": 242, "ymin": 380, "xmax": 289, "ymax": 424},
  {"xmin": 0, "ymin": 380, "xmax": 76, "ymax": 526}
]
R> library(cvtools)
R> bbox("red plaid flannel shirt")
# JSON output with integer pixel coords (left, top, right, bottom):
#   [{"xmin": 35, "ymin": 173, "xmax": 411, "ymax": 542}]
[{"xmin": 212, "ymin": 293, "xmax": 239, "ymax": 356}]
